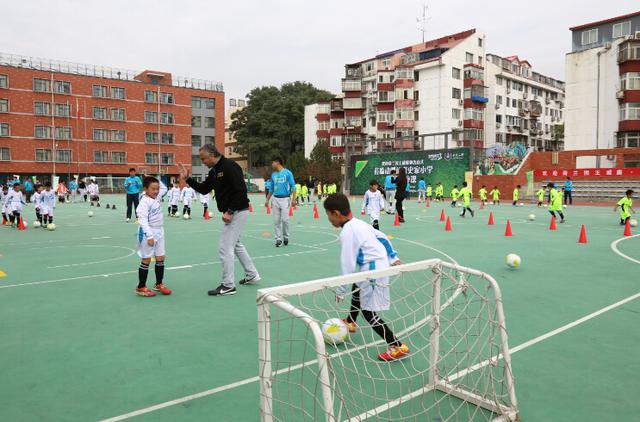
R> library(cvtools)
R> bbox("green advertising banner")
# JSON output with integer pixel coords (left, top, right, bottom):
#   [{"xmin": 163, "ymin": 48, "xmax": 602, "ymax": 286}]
[{"xmin": 350, "ymin": 149, "xmax": 470, "ymax": 196}]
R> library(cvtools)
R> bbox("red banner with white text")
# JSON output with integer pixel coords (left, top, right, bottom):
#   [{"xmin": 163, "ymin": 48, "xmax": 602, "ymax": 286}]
[{"xmin": 534, "ymin": 168, "xmax": 640, "ymax": 179}]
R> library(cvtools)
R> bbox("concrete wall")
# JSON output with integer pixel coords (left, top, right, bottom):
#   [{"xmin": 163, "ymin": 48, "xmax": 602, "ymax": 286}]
[{"xmin": 304, "ymin": 103, "xmax": 319, "ymax": 158}]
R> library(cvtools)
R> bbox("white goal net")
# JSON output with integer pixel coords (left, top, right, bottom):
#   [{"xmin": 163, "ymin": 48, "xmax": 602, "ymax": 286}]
[{"xmin": 257, "ymin": 259, "xmax": 519, "ymax": 422}]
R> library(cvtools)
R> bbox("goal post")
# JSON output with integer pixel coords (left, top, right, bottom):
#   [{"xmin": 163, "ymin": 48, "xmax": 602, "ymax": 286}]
[{"xmin": 257, "ymin": 259, "xmax": 519, "ymax": 422}]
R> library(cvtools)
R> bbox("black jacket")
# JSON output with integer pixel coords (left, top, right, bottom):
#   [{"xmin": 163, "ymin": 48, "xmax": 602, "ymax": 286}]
[
  {"xmin": 395, "ymin": 176, "xmax": 407, "ymax": 199},
  {"xmin": 187, "ymin": 156, "xmax": 249, "ymax": 213}
]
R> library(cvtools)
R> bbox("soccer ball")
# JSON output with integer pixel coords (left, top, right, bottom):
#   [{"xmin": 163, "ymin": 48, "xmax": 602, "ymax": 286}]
[
  {"xmin": 506, "ymin": 253, "xmax": 521, "ymax": 269},
  {"xmin": 456, "ymin": 203, "xmax": 462, "ymax": 208},
  {"xmin": 630, "ymin": 219, "xmax": 638, "ymax": 227},
  {"xmin": 519, "ymin": 203, "xmax": 524, "ymax": 207},
  {"xmin": 88, "ymin": 211, "xmax": 94, "ymax": 217},
  {"xmin": 563, "ymin": 205, "xmax": 567, "ymax": 208},
  {"xmin": 321, "ymin": 318, "xmax": 348, "ymax": 345},
  {"xmin": 47, "ymin": 223, "xmax": 56, "ymax": 231},
  {"xmin": 543, "ymin": 204, "xmax": 548, "ymax": 208},
  {"xmin": 183, "ymin": 213, "xmax": 190, "ymax": 220},
  {"xmin": 528, "ymin": 214, "xmax": 536, "ymax": 221},
  {"xmin": 33, "ymin": 221, "xmax": 41, "ymax": 228}
]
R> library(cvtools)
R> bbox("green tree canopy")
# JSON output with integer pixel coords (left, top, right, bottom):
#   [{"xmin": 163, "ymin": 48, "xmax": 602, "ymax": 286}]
[{"xmin": 230, "ymin": 82, "xmax": 334, "ymax": 167}]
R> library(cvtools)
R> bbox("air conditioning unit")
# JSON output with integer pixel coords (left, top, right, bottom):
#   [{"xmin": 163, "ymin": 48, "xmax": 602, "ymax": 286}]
[
  {"xmin": 604, "ymin": 42, "xmax": 612, "ymax": 50},
  {"xmin": 545, "ymin": 97, "xmax": 551, "ymax": 104},
  {"xmin": 635, "ymin": 31, "xmax": 640, "ymax": 39},
  {"xmin": 496, "ymin": 123, "xmax": 502, "ymax": 129},
  {"xmin": 616, "ymin": 90, "xmax": 625, "ymax": 99},
  {"xmin": 458, "ymin": 99, "xmax": 464, "ymax": 106},
  {"xmin": 523, "ymin": 92, "xmax": 528, "ymax": 99},
  {"xmin": 458, "ymin": 120, "xmax": 463, "ymax": 127},
  {"xmin": 495, "ymin": 103, "xmax": 501, "ymax": 109}
]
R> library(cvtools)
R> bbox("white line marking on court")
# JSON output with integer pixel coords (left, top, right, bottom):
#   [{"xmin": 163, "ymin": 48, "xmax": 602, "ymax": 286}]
[
  {"xmin": 166, "ymin": 265, "xmax": 192, "ymax": 270},
  {"xmin": 610, "ymin": 234, "xmax": 640, "ymax": 265},
  {"xmin": 46, "ymin": 245, "xmax": 136, "ymax": 269},
  {"xmin": 91, "ymin": 236, "xmax": 112, "ymax": 240}
]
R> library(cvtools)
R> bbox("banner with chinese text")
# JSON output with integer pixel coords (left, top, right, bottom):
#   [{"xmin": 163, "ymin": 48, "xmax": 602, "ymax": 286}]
[{"xmin": 534, "ymin": 168, "xmax": 640, "ymax": 179}]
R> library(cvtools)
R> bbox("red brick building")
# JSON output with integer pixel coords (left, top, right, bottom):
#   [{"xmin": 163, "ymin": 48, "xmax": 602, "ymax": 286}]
[{"xmin": 0, "ymin": 53, "xmax": 224, "ymax": 185}]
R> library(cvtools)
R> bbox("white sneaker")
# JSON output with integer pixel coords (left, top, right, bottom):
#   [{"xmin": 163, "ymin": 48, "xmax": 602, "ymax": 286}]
[{"xmin": 126, "ymin": 218, "xmax": 130, "ymax": 223}]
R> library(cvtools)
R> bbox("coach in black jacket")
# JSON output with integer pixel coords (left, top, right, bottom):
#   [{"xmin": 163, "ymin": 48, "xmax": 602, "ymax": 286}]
[{"xmin": 180, "ymin": 144, "xmax": 260, "ymax": 296}]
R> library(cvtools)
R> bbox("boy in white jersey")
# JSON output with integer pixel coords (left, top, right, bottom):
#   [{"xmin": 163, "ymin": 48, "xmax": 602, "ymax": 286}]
[
  {"xmin": 31, "ymin": 184, "xmax": 43, "ymax": 226},
  {"xmin": 199, "ymin": 192, "xmax": 210, "ymax": 218},
  {"xmin": 6, "ymin": 182, "xmax": 26, "ymax": 227},
  {"xmin": 361, "ymin": 180, "xmax": 385, "ymax": 230},
  {"xmin": 1, "ymin": 185, "xmax": 9, "ymax": 225},
  {"xmin": 135, "ymin": 176, "xmax": 171, "ymax": 297},
  {"xmin": 40, "ymin": 182, "xmax": 57, "ymax": 226},
  {"xmin": 180, "ymin": 185, "xmax": 195, "ymax": 218},
  {"xmin": 167, "ymin": 182, "xmax": 180, "ymax": 216},
  {"xmin": 88, "ymin": 180, "xmax": 101, "ymax": 207},
  {"xmin": 324, "ymin": 193, "xmax": 410, "ymax": 362}
]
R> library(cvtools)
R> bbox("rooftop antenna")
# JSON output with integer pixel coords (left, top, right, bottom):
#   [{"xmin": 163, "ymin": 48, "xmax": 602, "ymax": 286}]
[{"xmin": 416, "ymin": 2, "xmax": 431, "ymax": 43}]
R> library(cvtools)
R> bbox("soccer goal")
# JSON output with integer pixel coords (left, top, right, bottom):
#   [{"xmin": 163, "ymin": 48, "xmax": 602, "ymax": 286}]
[{"xmin": 256, "ymin": 259, "xmax": 519, "ymax": 422}]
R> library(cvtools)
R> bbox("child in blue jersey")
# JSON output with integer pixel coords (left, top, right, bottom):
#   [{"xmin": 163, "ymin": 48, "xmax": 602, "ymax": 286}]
[
  {"xmin": 265, "ymin": 157, "xmax": 296, "ymax": 247},
  {"xmin": 324, "ymin": 193, "xmax": 410, "ymax": 362},
  {"xmin": 383, "ymin": 170, "xmax": 397, "ymax": 214},
  {"xmin": 417, "ymin": 178, "xmax": 426, "ymax": 203}
]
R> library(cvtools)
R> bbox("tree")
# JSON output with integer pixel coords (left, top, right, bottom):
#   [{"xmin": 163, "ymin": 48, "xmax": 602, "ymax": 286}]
[
  {"xmin": 230, "ymin": 82, "xmax": 334, "ymax": 168},
  {"xmin": 300, "ymin": 141, "xmax": 342, "ymax": 185}
]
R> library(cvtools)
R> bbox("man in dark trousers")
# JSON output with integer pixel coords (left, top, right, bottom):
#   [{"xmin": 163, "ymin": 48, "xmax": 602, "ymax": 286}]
[
  {"xmin": 179, "ymin": 144, "xmax": 260, "ymax": 296},
  {"xmin": 124, "ymin": 168, "xmax": 142, "ymax": 222}
]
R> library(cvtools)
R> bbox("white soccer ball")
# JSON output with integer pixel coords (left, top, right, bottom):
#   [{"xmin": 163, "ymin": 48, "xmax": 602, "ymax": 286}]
[
  {"xmin": 322, "ymin": 318, "xmax": 348, "ymax": 345},
  {"xmin": 630, "ymin": 219, "xmax": 638, "ymax": 227},
  {"xmin": 33, "ymin": 221, "xmax": 41, "ymax": 228},
  {"xmin": 528, "ymin": 214, "xmax": 536, "ymax": 221},
  {"xmin": 519, "ymin": 203, "xmax": 524, "ymax": 207},
  {"xmin": 88, "ymin": 211, "xmax": 94, "ymax": 217},
  {"xmin": 563, "ymin": 205, "xmax": 567, "ymax": 208},
  {"xmin": 47, "ymin": 223, "xmax": 56, "ymax": 231},
  {"xmin": 456, "ymin": 203, "xmax": 462, "ymax": 208},
  {"xmin": 543, "ymin": 204, "xmax": 548, "ymax": 208},
  {"xmin": 506, "ymin": 253, "xmax": 521, "ymax": 269},
  {"xmin": 183, "ymin": 213, "xmax": 190, "ymax": 220}
]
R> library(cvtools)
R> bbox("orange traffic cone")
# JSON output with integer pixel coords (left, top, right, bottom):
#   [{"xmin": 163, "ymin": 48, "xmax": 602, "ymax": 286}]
[
  {"xmin": 313, "ymin": 202, "xmax": 318, "ymax": 213},
  {"xmin": 488, "ymin": 212, "xmax": 494, "ymax": 226},
  {"xmin": 249, "ymin": 203, "xmax": 253, "ymax": 213},
  {"xmin": 445, "ymin": 216, "xmax": 452, "ymax": 231},
  {"xmin": 578, "ymin": 224, "xmax": 588, "ymax": 244},
  {"xmin": 289, "ymin": 206, "xmax": 294, "ymax": 217},
  {"xmin": 504, "ymin": 219, "xmax": 513, "ymax": 237},
  {"xmin": 1, "ymin": 214, "xmax": 7, "ymax": 225},
  {"xmin": 266, "ymin": 204, "xmax": 271, "ymax": 215},
  {"xmin": 18, "ymin": 216, "xmax": 26, "ymax": 231},
  {"xmin": 624, "ymin": 219, "xmax": 632, "ymax": 237},
  {"xmin": 439, "ymin": 209, "xmax": 445, "ymax": 222},
  {"xmin": 426, "ymin": 199, "xmax": 430, "ymax": 208},
  {"xmin": 204, "ymin": 209, "xmax": 210, "ymax": 220},
  {"xmin": 549, "ymin": 216, "xmax": 557, "ymax": 231},
  {"xmin": 313, "ymin": 208, "xmax": 319, "ymax": 219},
  {"xmin": 394, "ymin": 213, "xmax": 401, "ymax": 226}
]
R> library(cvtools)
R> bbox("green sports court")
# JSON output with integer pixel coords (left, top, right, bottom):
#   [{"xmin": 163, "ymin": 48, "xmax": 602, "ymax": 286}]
[{"xmin": 1, "ymin": 194, "xmax": 638, "ymax": 421}]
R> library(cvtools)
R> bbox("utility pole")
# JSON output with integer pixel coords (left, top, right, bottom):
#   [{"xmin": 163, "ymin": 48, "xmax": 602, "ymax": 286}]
[{"xmin": 416, "ymin": 2, "xmax": 430, "ymax": 43}]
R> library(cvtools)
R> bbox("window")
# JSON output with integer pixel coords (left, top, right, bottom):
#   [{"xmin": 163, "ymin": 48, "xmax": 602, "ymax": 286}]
[
  {"xmin": 464, "ymin": 108, "xmax": 484, "ymax": 121},
  {"xmin": 161, "ymin": 153, "xmax": 174, "ymax": 164},
  {"xmin": 512, "ymin": 99, "xmax": 517, "ymax": 108},
  {"xmin": 93, "ymin": 107, "xmax": 108, "ymax": 120},
  {"xmin": 0, "ymin": 123, "xmax": 9, "ymax": 136},
  {"xmin": 192, "ymin": 154, "xmax": 200, "ymax": 165},
  {"xmin": 204, "ymin": 117, "xmax": 214, "ymax": 128},
  {"xmin": 377, "ymin": 111, "xmax": 393, "ymax": 122},
  {"xmin": 505, "ymin": 97, "xmax": 510, "ymax": 107},
  {"xmin": 144, "ymin": 90, "xmax": 158, "ymax": 103},
  {"xmin": 35, "ymin": 125, "xmax": 53, "ymax": 139},
  {"xmin": 55, "ymin": 127, "xmax": 71, "ymax": 140},
  {"xmin": 110, "ymin": 108, "xmax": 125, "ymax": 121},
  {"xmin": 93, "ymin": 151, "xmax": 109, "ymax": 163},
  {"xmin": 496, "ymin": 114, "xmax": 503, "ymax": 124},
  {"xmin": 0, "ymin": 98, "xmax": 8, "ymax": 113},
  {"xmin": 93, "ymin": 129, "xmax": 108, "ymax": 141},
  {"xmin": 160, "ymin": 92, "xmax": 174, "ymax": 104},
  {"xmin": 377, "ymin": 91, "xmax": 394, "ymax": 102},
  {"xmin": 621, "ymin": 72, "xmax": 640, "ymax": 90},
  {"xmin": 613, "ymin": 21, "xmax": 631, "ymax": 38},
  {"xmin": 192, "ymin": 135, "xmax": 202, "ymax": 146},
  {"xmin": 204, "ymin": 136, "xmax": 215, "ymax": 145},
  {"xmin": 465, "ymin": 52, "xmax": 474, "ymax": 63},
  {"xmin": 0, "ymin": 74, "xmax": 7, "ymax": 88},
  {"xmin": 145, "ymin": 152, "xmax": 159, "ymax": 164},
  {"xmin": 0, "ymin": 147, "xmax": 9, "ymax": 160},
  {"xmin": 619, "ymin": 42, "xmax": 640, "ymax": 62},
  {"xmin": 581, "ymin": 28, "xmax": 598, "ymax": 46},
  {"xmin": 452, "ymin": 88, "xmax": 461, "ymax": 99},
  {"xmin": 452, "ymin": 67, "xmax": 461, "ymax": 79},
  {"xmin": 111, "ymin": 130, "xmax": 126, "ymax": 142},
  {"xmin": 478, "ymin": 38, "xmax": 483, "ymax": 47},
  {"xmin": 192, "ymin": 97, "xmax": 202, "ymax": 108},
  {"xmin": 36, "ymin": 148, "xmax": 52, "ymax": 162},
  {"xmin": 112, "ymin": 152, "xmax": 126, "ymax": 163},
  {"xmin": 204, "ymin": 98, "xmax": 215, "ymax": 109},
  {"xmin": 92, "ymin": 85, "xmax": 108, "ymax": 97},
  {"xmin": 414, "ymin": 110, "xmax": 419, "ymax": 121},
  {"xmin": 452, "ymin": 109, "xmax": 461, "ymax": 119},
  {"xmin": 160, "ymin": 112, "xmax": 174, "ymax": 124},
  {"xmin": 111, "ymin": 87, "xmax": 126, "ymax": 100},
  {"xmin": 620, "ymin": 103, "xmax": 640, "ymax": 120},
  {"xmin": 34, "ymin": 102, "xmax": 52, "ymax": 116},
  {"xmin": 33, "ymin": 78, "xmax": 50, "ymax": 92},
  {"xmin": 191, "ymin": 115, "xmax": 202, "ymax": 127},
  {"xmin": 161, "ymin": 133, "xmax": 174, "ymax": 144},
  {"xmin": 617, "ymin": 132, "xmax": 640, "ymax": 148},
  {"xmin": 144, "ymin": 111, "xmax": 158, "ymax": 123},
  {"xmin": 145, "ymin": 132, "xmax": 159, "ymax": 144},
  {"xmin": 55, "ymin": 103, "xmax": 70, "ymax": 117},
  {"xmin": 55, "ymin": 149, "xmax": 71, "ymax": 162},
  {"xmin": 52, "ymin": 80, "xmax": 71, "ymax": 94},
  {"xmin": 496, "ymin": 95, "xmax": 503, "ymax": 104}
]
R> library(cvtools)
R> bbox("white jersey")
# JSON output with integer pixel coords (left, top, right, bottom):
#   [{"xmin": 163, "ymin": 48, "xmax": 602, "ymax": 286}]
[
  {"xmin": 136, "ymin": 182, "xmax": 168, "ymax": 240},
  {"xmin": 1, "ymin": 191, "xmax": 8, "ymax": 213},
  {"xmin": 40, "ymin": 190, "xmax": 56, "ymax": 215},
  {"xmin": 32, "ymin": 191, "xmax": 42, "ymax": 209},
  {"xmin": 199, "ymin": 193, "xmax": 210, "ymax": 205},
  {"xmin": 6, "ymin": 190, "xmax": 26, "ymax": 212},
  {"xmin": 362, "ymin": 190, "xmax": 385, "ymax": 220},
  {"xmin": 167, "ymin": 187, "xmax": 180, "ymax": 206},
  {"xmin": 337, "ymin": 218, "xmax": 399, "ymax": 311},
  {"xmin": 87, "ymin": 183, "xmax": 99, "ymax": 196},
  {"xmin": 180, "ymin": 187, "xmax": 195, "ymax": 205}
]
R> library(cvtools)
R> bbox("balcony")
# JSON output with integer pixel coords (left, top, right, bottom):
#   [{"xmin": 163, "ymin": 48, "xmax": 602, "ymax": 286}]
[
  {"xmin": 394, "ymin": 68, "xmax": 414, "ymax": 80},
  {"xmin": 617, "ymin": 40, "xmax": 640, "ymax": 63},
  {"xmin": 330, "ymin": 99, "xmax": 343, "ymax": 112},
  {"xmin": 342, "ymin": 79, "xmax": 362, "ymax": 92},
  {"xmin": 529, "ymin": 100, "xmax": 542, "ymax": 117},
  {"xmin": 316, "ymin": 129, "xmax": 330, "ymax": 138},
  {"xmin": 377, "ymin": 121, "xmax": 394, "ymax": 130},
  {"xmin": 343, "ymin": 97, "xmax": 364, "ymax": 109},
  {"xmin": 345, "ymin": 66, "xmax": 363, "ymax": 79},
  {"xmin": 395, "ymin": 120, "xmax": 415, "ymax": 129}
]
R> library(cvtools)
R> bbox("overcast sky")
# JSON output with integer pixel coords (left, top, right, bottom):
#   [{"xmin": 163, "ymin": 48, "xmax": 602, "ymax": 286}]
[{"xmin": 1, "ymin": 0, "xmax": 638, "ymax": 99}]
